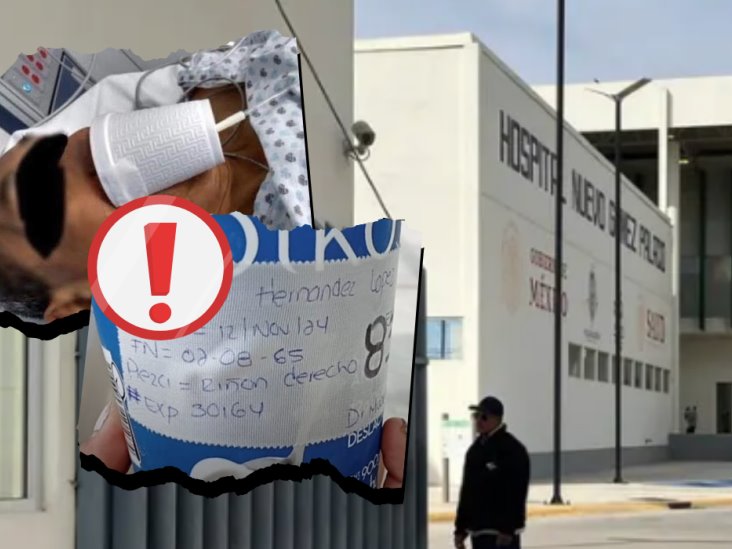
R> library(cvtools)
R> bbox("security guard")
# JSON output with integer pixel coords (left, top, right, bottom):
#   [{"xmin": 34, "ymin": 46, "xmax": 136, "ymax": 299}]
[{"xmin": 454, "ymin": 397, "xmax": 530, "ymax": 549}]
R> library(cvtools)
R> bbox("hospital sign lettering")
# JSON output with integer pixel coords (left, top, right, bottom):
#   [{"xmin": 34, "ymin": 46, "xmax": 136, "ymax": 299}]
[{"xmin": 498, "ymin": 110, "xmax": 667, "ymax": 274}]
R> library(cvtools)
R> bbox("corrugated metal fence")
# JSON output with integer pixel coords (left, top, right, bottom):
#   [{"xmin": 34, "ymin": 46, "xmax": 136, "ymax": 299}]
[{"xmin": 75, "ymin": 270, "xmax": 428, "ymax": 549}]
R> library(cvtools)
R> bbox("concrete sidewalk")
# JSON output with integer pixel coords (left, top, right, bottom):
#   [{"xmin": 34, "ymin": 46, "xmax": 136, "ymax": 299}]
[{"xmin": 429, "ymin": 461, "xmax": 732, "ymax": 521}]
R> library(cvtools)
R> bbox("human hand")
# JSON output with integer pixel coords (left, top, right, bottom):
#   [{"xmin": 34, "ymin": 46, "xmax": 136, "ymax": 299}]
[
  {"xmin": 79, "ymin": 402, "xmax": 132, "ymax": 473},
  {"xmin": 453, "ymin": 531, "xmax": 467, "ymax": 549},
  {"xmin": 81, "ymin": 403, "xmax": 409, "ymax": 487},
  {"xmin": 378, "ymin": 418, "xmax": 408, "ymax": 488}
]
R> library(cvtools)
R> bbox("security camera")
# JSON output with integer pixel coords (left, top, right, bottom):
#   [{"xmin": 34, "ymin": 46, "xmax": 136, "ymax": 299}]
[
  {"xmin": 346, "ymin": 120, "xmax": 376, "ymax": 158},
  {"xmin": 352, "ymin": 120, "xmax": 376, "ymax": 148}
]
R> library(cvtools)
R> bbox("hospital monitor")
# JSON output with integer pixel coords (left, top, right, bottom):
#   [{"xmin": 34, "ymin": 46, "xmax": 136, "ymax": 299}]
[{"xmin": 0, "ymin": 48, "xmax": 146, "ymax": 134}]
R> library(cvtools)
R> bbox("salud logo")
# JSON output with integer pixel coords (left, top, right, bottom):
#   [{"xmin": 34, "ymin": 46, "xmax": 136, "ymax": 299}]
[
  {"xmin": 588, "ymin": 267, "xmax": 598, "ymax": 324},
  {"xmin": 638, "ymin": 296, "xmax": 646, "ymax": 352}
]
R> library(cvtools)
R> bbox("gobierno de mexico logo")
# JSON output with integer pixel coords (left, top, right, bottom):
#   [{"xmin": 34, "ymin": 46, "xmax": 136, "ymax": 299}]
[{"xmin": 501, "ymin": 221, "xmax": 523, "ymax": 314}]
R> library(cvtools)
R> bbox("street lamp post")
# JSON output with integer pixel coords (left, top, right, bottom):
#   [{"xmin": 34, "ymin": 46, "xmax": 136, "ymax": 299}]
[
  {"xmin": 551, "ymin": 0, "xmax": 566, "ymax": 506},
  {"xmin": 587, "ymin": 77, "xmax": 651, "ymax": 484}
]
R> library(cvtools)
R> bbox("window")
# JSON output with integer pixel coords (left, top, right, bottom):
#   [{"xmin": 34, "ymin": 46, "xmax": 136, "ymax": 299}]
[
  {"xmin": 426, "ymin": 319, "xmax": 442, "ymax": 358},
  {"xmin": 569, "ymin": 344, "xmax": 581, "ymax": 378},
  {"xmin": 680, "ymin": 257, "xmax": 701, "ymax": 320},
  {"xmin": 645, "ymin": 364, "xmax": 654, "ymax": 390},
  {"xmin": 0, "ymin": 328, "xmax": 27, "ymax": 500},
  {"xmin": 663, "ymin": 370, "xmax": 670, "ymax": 394},
  {"xmin": 654, "ymin": 366, "xmax": 662, "ymax": 392},
  {"xmin": 597, "ymin": 352, "xmax": 609, "ymax": 382},
  {"xmin": 680, "ymin": 173, "xmax": 700, "ymax": 320},
  {"xmin": 705, "ymin": 256, "xmax": 732, "ymax": 320},
  {"xmin": 704, "ymin": 176, "xmax": 732, "ymax": 321},
  {"xmin": 612, "ymin": 355, "xmax": 618, "ymax": 384},
  {"xmin": 584, "ymin": 348, "xmax": 596, "ymax": 380},
  {"xmin": 634, "ymin": 361, "xmax": 643, "ymax": 388},
  {"xmin": 426, "ymin": 317, "xmax": 463, "ymax": 360},
  {"xmin": 623, "ymin": 358, "xmax": 633, "ymax": 386},
  {"xmin": 680, "ymin": 170, "xmax": 732, "ymax": 324}
]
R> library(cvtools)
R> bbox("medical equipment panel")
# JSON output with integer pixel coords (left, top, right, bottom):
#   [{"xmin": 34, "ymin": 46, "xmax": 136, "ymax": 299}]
[{"xmin": 0, "ymin": 47, "xmax": 143, "ymax": 134}]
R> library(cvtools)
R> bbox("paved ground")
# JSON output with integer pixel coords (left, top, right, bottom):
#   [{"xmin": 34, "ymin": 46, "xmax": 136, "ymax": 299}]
[
  {"xmin": 429, "ymin": 507, "xmax": 732, "ymax": 548},
  {"xmin": 430, "ymin": 461, "xmax": 732, "ymax": 520}
]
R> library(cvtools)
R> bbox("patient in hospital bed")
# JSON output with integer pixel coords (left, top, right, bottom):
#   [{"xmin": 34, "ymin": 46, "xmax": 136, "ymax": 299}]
[
  {"xmin": 0, "ymin": 32, "xmax": 409, "ymax": 489},
  {"xmin": 0, "ymin": 30, "xmax": 311, "ymax": 324}
]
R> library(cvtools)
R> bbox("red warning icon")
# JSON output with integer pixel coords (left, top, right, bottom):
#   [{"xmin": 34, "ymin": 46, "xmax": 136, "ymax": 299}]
[
  {"xmin": 88, "ymin": 196, "xmax": 233, "ymax": 340},
  {"xmin": 144, "ymin": 223, "xmax": 177, "ymax": 324}
]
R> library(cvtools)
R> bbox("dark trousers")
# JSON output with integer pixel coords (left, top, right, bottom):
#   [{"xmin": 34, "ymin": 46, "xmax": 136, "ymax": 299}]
[{"xmin": 471, "ymin": 534, "xmax": 521, "ymax": 549}]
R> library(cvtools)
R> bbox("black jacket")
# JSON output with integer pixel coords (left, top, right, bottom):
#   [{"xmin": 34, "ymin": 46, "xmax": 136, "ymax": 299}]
[{"xmin": 454, "ymin": 425, "xmax": 530, "ymax": 536}]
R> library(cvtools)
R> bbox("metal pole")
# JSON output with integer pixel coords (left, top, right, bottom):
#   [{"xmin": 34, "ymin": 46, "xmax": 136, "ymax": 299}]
[
  {"xmin": 551, "ymin": 0, "xmax": 566, "ymax": 505},
  {"xmin": 416, "ymin": 267, "xmax": 429, "ymax": 549},
  {"xmin": 587, "ymin": 78, "xmax": 650, "ymax": 485},
  {"xmin": 613, "ymin": 97, "xmax": 624, "ymax": 484}
]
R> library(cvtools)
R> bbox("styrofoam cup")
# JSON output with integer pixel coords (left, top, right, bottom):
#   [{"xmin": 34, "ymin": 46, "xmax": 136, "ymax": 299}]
[{"xmin": 90, "ymin": 100, "xmax": 225, "ymax": 206}]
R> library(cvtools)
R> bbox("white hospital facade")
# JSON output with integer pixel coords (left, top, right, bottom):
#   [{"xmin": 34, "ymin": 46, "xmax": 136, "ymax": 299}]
[{"xmin": 354, "ymin": 33, "xmax": 732, "ymax": 488}]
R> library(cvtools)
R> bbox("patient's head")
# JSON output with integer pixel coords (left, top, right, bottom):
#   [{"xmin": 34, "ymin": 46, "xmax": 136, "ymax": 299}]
[
  {"xmin": 0, "ymin": 86, "xmax": 267, "ymax": 322},
  {"xmin": 0, "ymin": 252, "xmax": 51, "ymax": 320},
  {"xmin": 0, "ymin": 130, "xmax": 114, "ymax": 321}
]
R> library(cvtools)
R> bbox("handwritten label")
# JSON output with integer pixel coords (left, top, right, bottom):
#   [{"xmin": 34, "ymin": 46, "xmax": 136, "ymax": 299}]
[{"xmin": 109, "ymin": 224, "xmax": 401, "ymax": 449}]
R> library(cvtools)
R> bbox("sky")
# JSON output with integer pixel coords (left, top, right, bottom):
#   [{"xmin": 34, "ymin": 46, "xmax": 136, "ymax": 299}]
[{"xmin": 356, "ymin": 0, "xmax": 732, "ymax": 85}]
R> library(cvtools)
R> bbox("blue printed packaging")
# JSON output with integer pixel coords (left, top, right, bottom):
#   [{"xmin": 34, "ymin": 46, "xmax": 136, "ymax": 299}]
[{"xmin": 93, "ymin": 214, "xmax": 401, "ymax": 488}]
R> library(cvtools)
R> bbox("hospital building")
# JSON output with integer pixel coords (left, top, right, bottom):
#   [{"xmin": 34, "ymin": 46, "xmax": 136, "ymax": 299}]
[
  {"xmin": 0, "ymin": 9, "xmax": 731, "ymax": 547},
  {"xmin": 354, "ymin": 33, "xmax": 732, "ymax": 491}
]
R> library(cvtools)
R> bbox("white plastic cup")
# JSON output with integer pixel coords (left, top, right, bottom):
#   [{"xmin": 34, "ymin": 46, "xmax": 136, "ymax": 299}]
[{"xmin": 90, "ymin": 100, "xmax": 225, "ymax": 206}]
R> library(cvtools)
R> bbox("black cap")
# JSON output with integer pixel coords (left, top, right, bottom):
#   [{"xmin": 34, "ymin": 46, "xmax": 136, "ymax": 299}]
[{"xmin": 469, "ymin": 396, "xmax": 504, "ymax": 418}]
